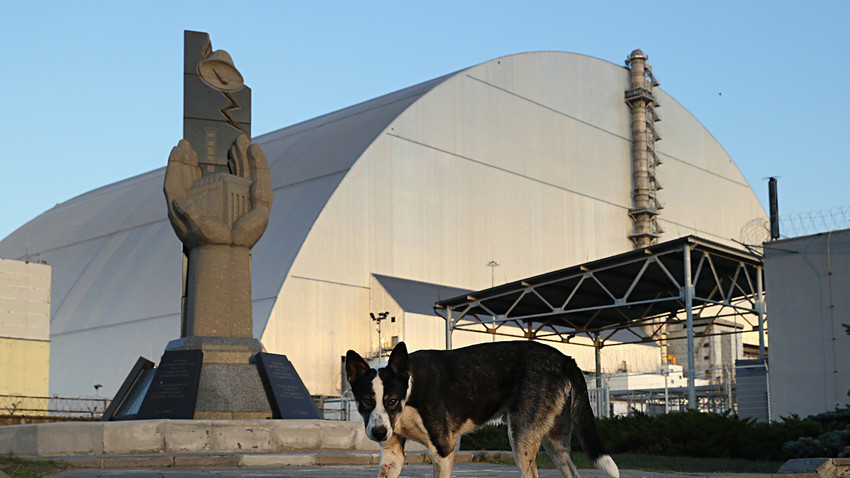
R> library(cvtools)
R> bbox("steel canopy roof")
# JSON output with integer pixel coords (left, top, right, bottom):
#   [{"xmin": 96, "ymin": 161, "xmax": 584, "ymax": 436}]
[{"xmin": 435, "ymin": 235, "xmax": 764, "ymax": 347}]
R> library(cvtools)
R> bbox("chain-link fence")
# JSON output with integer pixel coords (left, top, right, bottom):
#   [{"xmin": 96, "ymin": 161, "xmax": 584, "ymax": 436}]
[{"xmin": 0, "ymin": 394, "xmax": 110, "ymax": 421}]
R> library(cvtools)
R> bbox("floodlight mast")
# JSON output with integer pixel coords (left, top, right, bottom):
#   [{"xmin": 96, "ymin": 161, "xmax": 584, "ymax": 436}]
[{"xmin": 371, "ymin": 311, "xmax": 391, "ymax": 361}]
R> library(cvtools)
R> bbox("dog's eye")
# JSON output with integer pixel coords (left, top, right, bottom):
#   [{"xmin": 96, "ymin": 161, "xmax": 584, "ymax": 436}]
[
  {"xmin": 387, "ymin": 397, "xmax": 399, "ymax": 407},
  {"xmin": 362, "ymin": 398, "xmax": 374, "ymax": 407}
]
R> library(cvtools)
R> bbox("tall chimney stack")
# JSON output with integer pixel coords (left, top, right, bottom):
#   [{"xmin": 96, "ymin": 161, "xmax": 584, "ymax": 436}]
[
  {"xmin": 769, "ymin": 177, "xmax": 780, "ymax": 240},
  {"xmin": 625, "ymin": 49, "xmax": 663, "ymax": 248}
]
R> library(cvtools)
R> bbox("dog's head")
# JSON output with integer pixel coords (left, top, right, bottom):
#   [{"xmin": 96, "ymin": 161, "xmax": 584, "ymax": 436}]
[{"xmin": 345, "ymin": 342, "xmax": 411, "ymax": 442}]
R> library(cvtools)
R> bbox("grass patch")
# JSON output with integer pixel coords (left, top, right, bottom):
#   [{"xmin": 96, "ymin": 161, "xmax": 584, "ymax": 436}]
[
  {"xmin": 607, "ymin": 453, "xmax": 783, "ymax": 474},
  {"xmin": 0, "ymin": 455, "xmax": 66, "ymax": 478},
  {"xmin": 473, "ymin": 451, "xmax": 783, "ymax": 474}
]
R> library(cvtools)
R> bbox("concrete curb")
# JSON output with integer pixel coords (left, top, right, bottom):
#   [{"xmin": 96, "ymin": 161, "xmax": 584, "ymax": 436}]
[
  {"xmin": 39, "ymin": 451, "xmax": 484, "ymax": 469},
  {"xmin": 0, "ymin": 419, "xmax": 388, "ymax": 456}
]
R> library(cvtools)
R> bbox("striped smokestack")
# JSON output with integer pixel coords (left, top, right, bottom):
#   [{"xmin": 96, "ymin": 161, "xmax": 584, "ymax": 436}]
[{"xmin": 625, "ymin": 49, "xmax": 663, "ymax": 248}]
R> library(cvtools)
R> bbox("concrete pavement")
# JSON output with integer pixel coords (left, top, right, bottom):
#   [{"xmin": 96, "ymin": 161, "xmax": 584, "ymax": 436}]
[
  {"xmin": 35, "ymin": 452, "xmax": 782, "ymax": 478},
  {"xmin": 48, "ymin": 463, "xmax": 727, "ymax": 477}
]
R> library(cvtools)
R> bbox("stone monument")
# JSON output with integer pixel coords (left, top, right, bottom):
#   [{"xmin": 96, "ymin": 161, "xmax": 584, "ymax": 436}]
[{"xmin": 104, "ymin": 31, "xmax": 317, "ymax": 421}]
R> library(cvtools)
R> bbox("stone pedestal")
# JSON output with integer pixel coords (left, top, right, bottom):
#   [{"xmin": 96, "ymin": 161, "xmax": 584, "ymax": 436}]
[
  {"xmin": 165, "ymin": 337, "xmax": 273, "ymax": 419},
  {"xmin": 106, "ymin": 336, "xmax": 320, "ymax": 421}
]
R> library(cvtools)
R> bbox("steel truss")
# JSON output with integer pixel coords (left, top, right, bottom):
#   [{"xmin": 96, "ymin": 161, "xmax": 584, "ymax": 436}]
[{"xmin": 434, "ymin": 236, "xmax": 766, "ymax": 408}]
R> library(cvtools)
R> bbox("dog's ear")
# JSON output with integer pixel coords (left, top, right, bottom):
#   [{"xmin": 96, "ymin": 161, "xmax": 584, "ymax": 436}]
[
  {"xmin": 387, "ymin": 342, "xmax": 409, "ymax": 380},
  {"xmin": 345, "ymin": 350, "xmax": 370, "ymax": 385}
]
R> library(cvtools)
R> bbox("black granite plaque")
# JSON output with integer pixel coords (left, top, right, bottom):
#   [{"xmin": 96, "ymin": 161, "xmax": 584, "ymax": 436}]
[
  {"xmin": 101, "ymin": 356, "xmax": 155, "ymax": 421},
  {"xmin": 256, "ymin": 352, "xmax": 320, "ymax": 419},
  {"xmin": 136, "ymin": 349, "xmax": 203, "ymax": 419}
]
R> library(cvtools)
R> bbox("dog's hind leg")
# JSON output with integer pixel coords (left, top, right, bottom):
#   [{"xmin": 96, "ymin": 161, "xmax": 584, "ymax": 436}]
[
  {"xmin": 540, "ymin": 402, "xmax": 580, "ymax": 477},
  {"xmin": 507, "ymin": 414, "xmax": 543, "ymax": 478},
  {"xmin": 378, "ymin": 435, "xmax": 405, "ymax": 478},
  {"xmin": 542, "ymin": 436, "xmax": 579, "ymax": 478}
]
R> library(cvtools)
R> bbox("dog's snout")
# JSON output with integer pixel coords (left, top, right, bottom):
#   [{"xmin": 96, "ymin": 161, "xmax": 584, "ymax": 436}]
[{"xmin": 371, "ymin": 426, "xmax": 388, "ymax": 441}]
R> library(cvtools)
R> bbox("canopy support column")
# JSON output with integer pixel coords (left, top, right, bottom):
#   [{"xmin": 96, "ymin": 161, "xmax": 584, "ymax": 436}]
[
  {"xmin": 684, "ymin": 243, "xmax": 697, "ymax": 409},
  {"xmin": 445, "ymin": 306, "xmax": 453, "ymax": 351},
  {"xmin": 595, "ymin": 334, "xmax": 603, "ymax": 416},
  {"xmin": 757, "ymin": 265, "xmax": 766, "ymax": 361}
]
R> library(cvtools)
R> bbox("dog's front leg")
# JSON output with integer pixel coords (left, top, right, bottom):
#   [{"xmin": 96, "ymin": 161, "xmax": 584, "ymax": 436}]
[
  {"xmin": 378, "ymin": 434, "xmax": 405, "ymax": 478},
  {"xmin": 430, "ymin": 449, "xmax": 454, "ymax": 478}
]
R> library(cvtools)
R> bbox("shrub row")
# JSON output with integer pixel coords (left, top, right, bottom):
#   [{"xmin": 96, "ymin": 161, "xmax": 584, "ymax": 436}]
[
  {"xmin": 782, "ymin": 407, "xmax": 850, "ymax": 458},
  {"xmin": 460, "ymin": 407, "xmax": 850, "ymax": 461}
]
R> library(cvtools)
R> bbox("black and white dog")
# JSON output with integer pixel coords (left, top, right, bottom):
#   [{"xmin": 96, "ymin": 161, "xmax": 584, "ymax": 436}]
[{"xmin": 345, "ymin": 341, "xmax": 619, "ymax": 478}]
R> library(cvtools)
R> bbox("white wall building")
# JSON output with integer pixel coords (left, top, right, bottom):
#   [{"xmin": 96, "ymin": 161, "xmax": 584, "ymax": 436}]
[
  {"xmin": 0, "ymin": 258, "xmax": 50, "ymax": 410},
  {"xmin": 765, "ymin": 228, "xmax": 850, "ymax": 419},
  {"xmin": 0, "ymin": 51, "xmax": 766, "ymax": 399}
]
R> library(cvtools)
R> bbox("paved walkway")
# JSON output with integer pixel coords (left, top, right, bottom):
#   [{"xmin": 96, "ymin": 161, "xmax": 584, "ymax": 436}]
[
  {"xmin": 49, "ymin": 463, "xmax": 730, "ymax": 477},
  {"xmin": 34, "ymin": 451, "xmax": 781, "ymax": 478}
]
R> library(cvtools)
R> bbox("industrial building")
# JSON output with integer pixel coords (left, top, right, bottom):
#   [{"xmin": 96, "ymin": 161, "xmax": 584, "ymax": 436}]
[
  {"xmin": 0, "ymin": 258, "xmax": 50, "ymax": 416},
  {"xmin": 0, "ymin": 50, "xmax": 768, "ymax": 401},
  {"xmin": 765, "ymin": 228, "xmax": 850, "ymax": 419}
]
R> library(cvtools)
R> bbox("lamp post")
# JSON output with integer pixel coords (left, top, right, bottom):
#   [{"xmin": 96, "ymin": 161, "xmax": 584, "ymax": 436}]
[{"xmin": 371, "ymin": 312, "xmax": 391, "ymax": 361}]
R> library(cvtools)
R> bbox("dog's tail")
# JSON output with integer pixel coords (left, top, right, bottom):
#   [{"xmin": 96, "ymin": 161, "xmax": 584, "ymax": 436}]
[{"xmin": 568, "ymin": 362, "xmax": 620, "ymax": 478}]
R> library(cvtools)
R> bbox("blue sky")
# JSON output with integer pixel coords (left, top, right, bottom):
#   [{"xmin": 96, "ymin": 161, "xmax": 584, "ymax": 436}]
[{"xmin": 1, "ymin": 1, "xmax": 848, "ymax": 241}]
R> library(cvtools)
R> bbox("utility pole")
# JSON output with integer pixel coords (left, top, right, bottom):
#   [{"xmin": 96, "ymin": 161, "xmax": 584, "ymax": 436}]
[
  {"xmin": 486, "ymin": 260, "xmax": 499, "ymax": 342},
  {"xmin": 371, "ymin": 312, "xmax": 390, "ymax": 362},
  {"xmin": 486, "ymin": 260, "xmax": 499, "ymax": 287}
]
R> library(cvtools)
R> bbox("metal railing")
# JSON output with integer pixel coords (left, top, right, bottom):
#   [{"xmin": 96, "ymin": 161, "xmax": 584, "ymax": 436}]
[
  {"xmin": 320, "ymin": 392, "xmax": 356, "ymax": 421},
  {"xmin": 586, "ymin": 362, "xmax": 769, "ymax": 420},
  {"xmin": 0, "ymin": 394, "xmax": 110, "ymax": 420},
  {"xmin": 3, "ymin": 362, "xmax": 770, "ymax": 423}
]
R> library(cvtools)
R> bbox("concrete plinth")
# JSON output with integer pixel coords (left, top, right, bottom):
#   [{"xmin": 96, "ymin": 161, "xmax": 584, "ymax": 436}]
[
  {"xmin": 778, "ymin": 457, "xmax": 850, "ymax": 477},
  {"xmin": 164, "ymin": 337, "xmax": 274, "ymax": 419},
  {"xmin": 0, "ymin": 419, "xmax": 380, "ymax": 457}
]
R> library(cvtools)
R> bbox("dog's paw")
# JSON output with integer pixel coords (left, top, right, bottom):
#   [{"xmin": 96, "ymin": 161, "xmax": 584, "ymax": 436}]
[{"xmin": 378, "ymin": 463, "xmax": 400, "ymax": 478}]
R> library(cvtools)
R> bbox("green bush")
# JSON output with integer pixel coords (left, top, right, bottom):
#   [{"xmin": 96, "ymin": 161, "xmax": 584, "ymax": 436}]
[
  {"xmin": 460, "ymin": 423, "xmax": 510, "ymax": 450},
  {"xmin": 782, "ymin": 431, "xmax": 850, "ymax": 458},
  {"xmin": 601, "ymin": 410, "xmax": 754, "ymax": 459},
  {"xmin": 459, "ymin": 407, "xmax": 850, "ymax": 461},
  {"xmin": 597, "ymin": 409, "xmax": 821, "ymax": 461}
]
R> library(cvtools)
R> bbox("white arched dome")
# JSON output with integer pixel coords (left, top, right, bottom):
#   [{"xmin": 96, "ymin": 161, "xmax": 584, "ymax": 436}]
[{"xmin": 0, "ymin": 52, "xmax": 765, "ymax": 397}]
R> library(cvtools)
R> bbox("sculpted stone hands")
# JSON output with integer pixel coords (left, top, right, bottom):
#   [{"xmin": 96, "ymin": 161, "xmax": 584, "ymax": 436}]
[
  {"xmin": 228, "ymin": 135, "xmax": 274, "ymax": 247},
  {"xmin": 164, "ymin": 135, "xmax": 273, "ymax": 249},
  {"xmin": 163, "ymin": 139, "xmax": 201, "ymax": 246}
]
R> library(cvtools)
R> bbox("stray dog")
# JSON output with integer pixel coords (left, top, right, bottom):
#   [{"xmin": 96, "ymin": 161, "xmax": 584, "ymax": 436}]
[{"xmin": 345, "ymin": 341, "xmax": 619, "ymax": 478}]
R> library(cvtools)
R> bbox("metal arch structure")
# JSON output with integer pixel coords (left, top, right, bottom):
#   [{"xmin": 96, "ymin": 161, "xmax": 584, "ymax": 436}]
[
  {"xmin": 0, "ymin": 50, "xmax": 770, "ymax": 399},
  {"xmin": 434, "ymin": 236, "xmax": 766, "ymax": 408}
]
